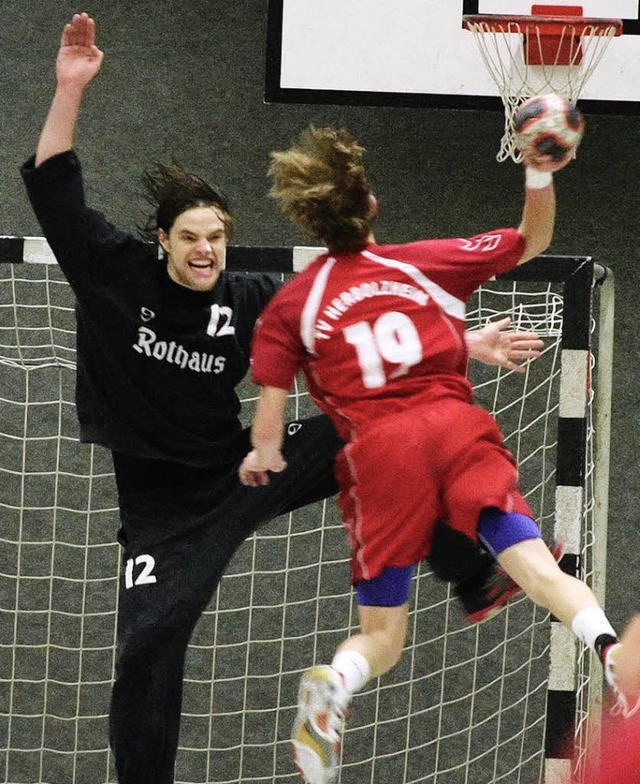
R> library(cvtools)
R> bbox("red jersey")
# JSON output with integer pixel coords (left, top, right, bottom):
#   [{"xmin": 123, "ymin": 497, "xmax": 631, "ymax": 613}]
[{"xmin": 251, "ymin": 230, "xmax": 525, "ymax": 441}]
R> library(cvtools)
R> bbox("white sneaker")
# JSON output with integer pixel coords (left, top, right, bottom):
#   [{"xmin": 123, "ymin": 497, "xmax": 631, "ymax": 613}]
[
  {"xmin": 291, "ymin": 666, "xmax": 349, "ymax": 784},
  {"xmin": 604, "ymin": 643, "xmax": 640, "ymax": 718}
]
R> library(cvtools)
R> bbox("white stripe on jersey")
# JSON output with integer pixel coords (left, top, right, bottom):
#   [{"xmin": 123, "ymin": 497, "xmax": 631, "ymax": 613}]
[
  {"xmin": 300, "ymin": 250, "xmax": 466, "ymax": 354},
  {"xmin": 300, "ymin": 256, "xmax": 336, "ymax": 354},
  {"xmin": 362, "ymin": 250, "xmax": 466, "ymax": 321}
]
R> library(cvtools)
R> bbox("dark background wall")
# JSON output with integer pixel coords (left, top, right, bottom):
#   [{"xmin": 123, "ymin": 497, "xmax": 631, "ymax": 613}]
[{"xmin": 0, "ymin": 0, "xmax": 637, "ymax": 631}]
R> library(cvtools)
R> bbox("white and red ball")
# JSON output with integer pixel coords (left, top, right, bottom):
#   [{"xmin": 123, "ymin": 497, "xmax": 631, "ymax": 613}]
[{"xmin": 513, "ymin": 93, "xmax": 585, "ymax": 162}]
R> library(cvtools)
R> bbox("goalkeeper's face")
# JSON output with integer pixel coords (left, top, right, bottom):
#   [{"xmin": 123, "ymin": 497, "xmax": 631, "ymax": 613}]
[{"xmin": 159, "ymin": 205, "xmax": 229, "ymax": 292}]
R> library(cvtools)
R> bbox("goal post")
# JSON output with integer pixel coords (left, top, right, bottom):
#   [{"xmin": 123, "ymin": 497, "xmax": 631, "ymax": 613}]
[{"xmin": 0, "ymin": 239, "xmax": 613, "ymax": 784}]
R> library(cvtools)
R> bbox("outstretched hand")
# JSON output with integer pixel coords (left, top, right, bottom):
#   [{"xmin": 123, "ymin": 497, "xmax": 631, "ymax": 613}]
[
  {"xmin": 467, "ymin": 317, "xmax": 543, "ymax": 373},
  {"xmin": 57, "ymin": 13, "xmax": 104, "ymax": 90}
]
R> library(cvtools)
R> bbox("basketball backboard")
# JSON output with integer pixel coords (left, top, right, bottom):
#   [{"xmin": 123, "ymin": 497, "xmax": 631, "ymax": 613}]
[{"xmin": 265, "ymin": 1, "xmax": 640, "ymax": 113}]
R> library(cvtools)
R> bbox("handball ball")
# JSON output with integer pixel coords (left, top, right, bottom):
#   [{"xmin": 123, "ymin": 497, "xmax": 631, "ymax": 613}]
[{"xmin": 514, "ymin": 93, "xmax": 584, "ymax": 162}]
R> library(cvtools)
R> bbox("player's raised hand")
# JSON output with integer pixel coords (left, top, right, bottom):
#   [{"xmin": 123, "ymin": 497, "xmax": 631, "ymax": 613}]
[
  {"xmin": 57, "ymin": 13, "xmax": 104, "ymax": 89},
  {"xmin": 521, "ymin": 147, "xmax": 574, "ymax": 173}
]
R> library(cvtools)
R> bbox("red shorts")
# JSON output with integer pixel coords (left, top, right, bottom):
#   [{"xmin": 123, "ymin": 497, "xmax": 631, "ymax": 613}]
[{"xmin": 334, "ymin": 398, "xmax": 532, "ymax": 584}]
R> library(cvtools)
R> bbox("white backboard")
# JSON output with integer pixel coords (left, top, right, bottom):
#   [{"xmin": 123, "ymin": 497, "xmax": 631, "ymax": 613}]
[{"xmin": 265, "ymin": 0, "xmax": 640, "ymax": 112}]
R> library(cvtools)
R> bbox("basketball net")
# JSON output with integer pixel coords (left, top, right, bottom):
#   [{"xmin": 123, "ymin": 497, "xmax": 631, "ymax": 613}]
[{"xmin": 463, "ymin": 8, "xmax": 622, "ymax": 162}]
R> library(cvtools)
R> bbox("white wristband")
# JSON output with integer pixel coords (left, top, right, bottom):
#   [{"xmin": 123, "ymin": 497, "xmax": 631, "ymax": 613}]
[{"xmin": 525, "ymin": 167, "xmax": 553, "ymax": 190}]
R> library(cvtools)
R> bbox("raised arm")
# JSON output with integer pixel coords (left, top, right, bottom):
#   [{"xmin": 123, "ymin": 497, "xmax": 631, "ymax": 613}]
[
  {"xmin": 35, "ymin": 13, "xmax": 104, "ymax": 167},
  {"xmin": 515, "ymin": 149, "xmax": 573, "ymax": 266}
]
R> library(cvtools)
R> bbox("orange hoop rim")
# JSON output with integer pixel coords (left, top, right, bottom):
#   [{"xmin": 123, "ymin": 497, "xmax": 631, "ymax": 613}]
[{"xmin": 463, "ymin": 14, "xmax": 623, "ymax": 36}]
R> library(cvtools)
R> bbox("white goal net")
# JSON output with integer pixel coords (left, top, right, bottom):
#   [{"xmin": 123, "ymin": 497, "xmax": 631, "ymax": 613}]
[{"xmin": 0, "ymin": 244, "xmax": 613, "ymax": 784}]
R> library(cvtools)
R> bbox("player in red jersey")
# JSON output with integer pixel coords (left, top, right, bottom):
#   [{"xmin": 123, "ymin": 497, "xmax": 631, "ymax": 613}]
[{"xmin": 238, "ymin": 126, "xmax": 632, "ymax": 784}]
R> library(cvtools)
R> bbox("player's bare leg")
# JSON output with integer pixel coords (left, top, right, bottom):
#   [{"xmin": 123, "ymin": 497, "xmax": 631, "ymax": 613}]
[
  {"xmin": 338, "ymin": 603, "xmax": 408, "ymax": 677},
  {"xmin": 497, "ymin": 538, "xmax": 639, "ymax": 716},
  {"xmin": 496, "ymin": 538, "xmax": 598, "ymax": 626}
]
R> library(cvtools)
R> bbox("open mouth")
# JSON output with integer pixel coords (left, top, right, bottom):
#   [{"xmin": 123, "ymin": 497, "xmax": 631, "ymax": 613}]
[{"xmin": 187, "ymin": 260, "xmax": 216, "ymax": 279}]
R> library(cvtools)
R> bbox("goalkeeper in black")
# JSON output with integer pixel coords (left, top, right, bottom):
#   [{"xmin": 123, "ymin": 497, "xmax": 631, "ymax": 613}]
[{"xmin": 21, "ymin": 13, "xmax": 548, "ymax": 784}]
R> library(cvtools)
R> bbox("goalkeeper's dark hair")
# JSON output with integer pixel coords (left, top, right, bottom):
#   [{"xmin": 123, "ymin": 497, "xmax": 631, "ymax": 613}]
[
  {"xmin": 137, "ymin": 163, "xmax": 234, "ymax": 243},
  {"xmin": 268, "ymin": 126, "xmax": 373, "ymax": 253}
]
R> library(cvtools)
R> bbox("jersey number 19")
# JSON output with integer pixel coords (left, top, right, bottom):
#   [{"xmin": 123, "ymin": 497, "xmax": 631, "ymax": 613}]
[{"xmin": 343, "ymin": 311, "xmax": 422, "ymax": 389}]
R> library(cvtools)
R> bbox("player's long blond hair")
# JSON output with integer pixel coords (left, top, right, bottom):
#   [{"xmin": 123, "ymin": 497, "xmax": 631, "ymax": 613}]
[{"xmin": 268, "ymin": 126, "xmax": 373, "ymax": 253}]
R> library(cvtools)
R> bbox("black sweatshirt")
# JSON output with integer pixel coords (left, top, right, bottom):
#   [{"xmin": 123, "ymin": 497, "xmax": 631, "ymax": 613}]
[{"xmin": 21, "ymin": 151, "xmax": 279, "ymax": 468}]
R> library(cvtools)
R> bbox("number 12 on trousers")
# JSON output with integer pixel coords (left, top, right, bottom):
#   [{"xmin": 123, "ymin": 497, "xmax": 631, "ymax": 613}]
[{"xmin": 124, "ymin": 554, "xmax": 157, "ymax": 588}]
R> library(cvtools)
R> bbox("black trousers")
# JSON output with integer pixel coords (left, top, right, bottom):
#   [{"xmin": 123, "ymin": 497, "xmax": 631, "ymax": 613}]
[{"xmin": 109, "ymin": 414, "xmax": 342, "ymax": 784}]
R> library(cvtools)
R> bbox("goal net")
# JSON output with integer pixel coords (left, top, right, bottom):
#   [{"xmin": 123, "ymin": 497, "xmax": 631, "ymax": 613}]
[{"xmin": 0, "ymin": 241, "xmax": 613, "ymax": 784}]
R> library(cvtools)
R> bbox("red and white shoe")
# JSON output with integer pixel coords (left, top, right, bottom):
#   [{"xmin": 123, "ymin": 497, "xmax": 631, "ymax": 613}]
[
  {"xmin": 457, "ymin": 541, "xmax": 565, "ymax": 624},
  {"xmin": 292, "ymin": 666, "xmax": 349, "ymax": 784}
]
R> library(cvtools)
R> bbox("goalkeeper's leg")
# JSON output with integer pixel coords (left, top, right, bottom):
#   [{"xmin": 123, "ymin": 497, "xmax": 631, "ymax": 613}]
[
  {"xmin": 109, "ymin": 414, "xmax": 342, "ymax": 784},
  {"xmin": 109, "ymin": 524, "xmax": 236, "ymax": 784}
]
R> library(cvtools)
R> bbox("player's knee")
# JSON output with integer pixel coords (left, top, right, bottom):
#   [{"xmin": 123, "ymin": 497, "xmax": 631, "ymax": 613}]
[
  {"xmin": 367, "ymin": 622, "xmax": 406, "ymax": 673},
  {"xmin": 115, "ymin": 618, "xmax": 191, "ymax": 677},
  {"xmin": 519, "ymin": 566, "xmax": 562, "ymax": 609},
  {"xmin": 531, "ymin": 568, "xmax": 577, "ymax": 612}
]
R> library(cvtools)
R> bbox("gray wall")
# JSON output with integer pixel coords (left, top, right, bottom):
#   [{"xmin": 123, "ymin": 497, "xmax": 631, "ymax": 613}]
[{"xmin": 1, "ymin": 0, "xmax": 637, "ymax": 631}]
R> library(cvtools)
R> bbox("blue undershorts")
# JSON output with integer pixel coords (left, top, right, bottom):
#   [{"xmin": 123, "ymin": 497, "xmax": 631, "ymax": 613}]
[
  {"xmin": 356, "ymin": 565, "xmax": 414, "ymax": 607},
  {"xmin": 477, "ymin": 507, "xmax": 541, "ymax": 557}
]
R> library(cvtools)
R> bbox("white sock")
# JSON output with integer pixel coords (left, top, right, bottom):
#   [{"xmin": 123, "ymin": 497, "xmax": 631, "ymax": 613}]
[
  {"xmin": 571, "ymin": 607, "xmax": 617, "ymax": 650},
  {"xmin": 330, "ymin": 650, "xmax": 371, "ymax": 695}
]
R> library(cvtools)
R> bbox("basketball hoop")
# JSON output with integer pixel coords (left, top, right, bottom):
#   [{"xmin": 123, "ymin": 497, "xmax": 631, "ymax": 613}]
[{"xmin": 463, "ymin": 5, "xmax": 622, "ymax": 162}]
